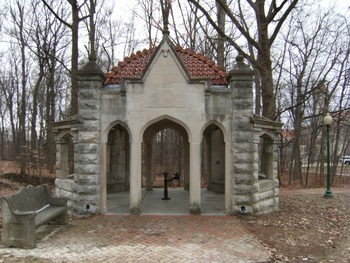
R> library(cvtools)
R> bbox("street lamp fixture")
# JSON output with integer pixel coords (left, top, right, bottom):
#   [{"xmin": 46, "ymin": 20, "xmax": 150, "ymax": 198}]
[{"xmin": 323, "ymin": 112, "xmax": 333, "ymax": 198}]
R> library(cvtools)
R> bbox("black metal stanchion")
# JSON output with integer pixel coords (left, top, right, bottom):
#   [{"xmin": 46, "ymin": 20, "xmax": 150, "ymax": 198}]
[{"xmin": 162, "ymin": 171, "xmax": 180, "ymax": 200}]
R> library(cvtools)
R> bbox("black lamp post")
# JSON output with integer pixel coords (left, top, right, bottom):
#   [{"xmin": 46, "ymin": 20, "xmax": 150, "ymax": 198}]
[{"xmin": 323, "ymin": 112, "xmax": 333, "ymax": 198}]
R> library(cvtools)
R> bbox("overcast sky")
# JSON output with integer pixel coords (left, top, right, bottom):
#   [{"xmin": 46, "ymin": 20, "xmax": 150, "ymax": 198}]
[
  {"xmin": 113, "ymin": 0, "xmax": 350, "ymax": 18},
  {"xmin": 0, "ymin": 0, "xmax": 348, "ymax": 61},
  {"xmin": 109, "ymin": 0, "xmax": 349, "ymax": 60}
]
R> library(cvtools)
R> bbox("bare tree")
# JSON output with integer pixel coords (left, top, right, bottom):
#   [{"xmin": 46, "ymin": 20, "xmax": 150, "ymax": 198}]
[
  {"xmin": 0, "ymin": 66, "xmax": 17, "ymax": 160},
  {"xmin": 8, "ymin": 1, "xmax": 31, "ymax": 174},
  {"xmin": 274, "ymin": 8, "xmax": 350, "ymax": 186},
  {"xmin": 134, "ymin": 0, "xmax": 162, "ymax": 48},
  {"xmin": 216, "ymin": 0, "xmax": 225, "ymax": 68},
  {"xmin": 188, "ymin": 0, "xmax": 299, "ymax": 119},
  {"xmin": 173, "ymin": 0, "xmax": 201, "ymax": 49},
  {"xmin": 41, "ymin": 0, "xmax": 89, "ymax": 115},
  {"xmin": 26, "ymin": 0, "xmax": 69, "ymax": 171}
]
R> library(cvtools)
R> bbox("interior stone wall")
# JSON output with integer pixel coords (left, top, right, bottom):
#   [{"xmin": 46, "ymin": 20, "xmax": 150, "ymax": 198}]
[{"xmin": 107, "ymin": 126, "xmax": 129, "ymax": 193}]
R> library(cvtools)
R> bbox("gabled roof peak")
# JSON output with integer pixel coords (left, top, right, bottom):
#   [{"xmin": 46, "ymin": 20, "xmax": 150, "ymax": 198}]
[{"xmin": 105, "ymin": 44, "xmax": 228, "ymax": 85}]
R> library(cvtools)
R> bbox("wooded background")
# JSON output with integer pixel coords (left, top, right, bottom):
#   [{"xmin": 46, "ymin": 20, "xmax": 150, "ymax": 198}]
[{"xmin": 0, "ymin": 0, "xmax": 349, "ymax": 187}]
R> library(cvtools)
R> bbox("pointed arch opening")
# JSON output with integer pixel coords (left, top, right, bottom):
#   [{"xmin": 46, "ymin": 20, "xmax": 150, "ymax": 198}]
[
  {"xmin": 106, "ymin": 123, "xmax": 130, "ymax": 213},
  {"xmin": 142, "ymin": 118, "xmax": 189, "ymax": 190},
  {"xmin": 201, "ymin": 123, "xmax": 225, "ymax": 213},
  {"xmin": 141, "ymin": 118, "xmax": 190, "ymax": 213},
  {"xmin": 59, "ymin": 133, "xmax": 74, "ymax": 179},
  {"xmin": 259, "ymin": 134, "xmax": 274, "ymax": 180}
]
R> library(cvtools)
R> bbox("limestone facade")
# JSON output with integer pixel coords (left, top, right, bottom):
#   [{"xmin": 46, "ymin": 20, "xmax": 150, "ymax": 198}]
[{"xmin": 53, "ymin": 38, "xmax": 282, "ymax": 215}]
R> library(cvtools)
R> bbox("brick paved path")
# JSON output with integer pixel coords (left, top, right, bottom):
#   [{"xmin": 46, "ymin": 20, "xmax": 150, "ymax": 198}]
[{"xmin": 0, "ymin": 215, "xmax": 270, "ymax": 263}]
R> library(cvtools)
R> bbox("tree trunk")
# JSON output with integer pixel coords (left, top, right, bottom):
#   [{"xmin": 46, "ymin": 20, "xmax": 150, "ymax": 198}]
[
  {"xmin": 255, "ymin": 1, "xmax": 276, "ymax": 120},
  {"xmin": 254, "ymin": 69, "xmax": 261, "ymax": 115},
  {"xmin": 31, "ymin": 69, "xmax": 44, "ymax": 150},
  {"xmin": 216, "ymin": 0, "xmax": 225, "ymax": 68},
  {"xmin": 259, "ymin": 64, "xmax": 276, "ymax": 119},
  {"xmin": 17, "ymin": 2, "xmax": 27, "ymax": 175},
  {"xmin": 331, "ymin": 79, "xmax": 347, "ymax": 180},
  {"xmin": 45, "ymin": 55, "xmax": 57, "ymax": 172},
  {"xmin": 70, "ymin": 1, "xmax": 79, "ymax": 115}
]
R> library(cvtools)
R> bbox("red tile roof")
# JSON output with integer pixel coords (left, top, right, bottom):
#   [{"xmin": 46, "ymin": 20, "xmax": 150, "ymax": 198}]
[{"xmin": 105, "ymin": 46, "xmax": 228, "ymax": 85}]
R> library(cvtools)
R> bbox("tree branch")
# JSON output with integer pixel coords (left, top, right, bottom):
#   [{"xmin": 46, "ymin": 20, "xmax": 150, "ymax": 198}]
[
  {"xmin": 215, "ymin": 0, "xmax": 260, "ymax": 49},
  {"xmin": 41, "ymin": 0, "xmax": 72, "ymax": 28},
  {"xmin": 270, "ymin": 0, "xmax": 299, "ymax": 45},
  {"xmin": 187, "ymin": 0, "xmax": 262, "ymax": 70}
]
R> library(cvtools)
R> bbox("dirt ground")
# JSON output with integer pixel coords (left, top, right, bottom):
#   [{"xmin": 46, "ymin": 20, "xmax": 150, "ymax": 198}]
[
  {"xmin": 0, "ymin": 161, "xmax": 349, "ymax": 262},
  {"xmin": 239, "ymin": 188, "xmax": 350, "ymax": 262}
]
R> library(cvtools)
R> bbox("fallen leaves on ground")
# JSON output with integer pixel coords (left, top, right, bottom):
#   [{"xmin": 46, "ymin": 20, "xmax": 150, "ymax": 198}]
[{"xmin": 240, "ymin": 193, "xmax": 350, "ymax": 262}]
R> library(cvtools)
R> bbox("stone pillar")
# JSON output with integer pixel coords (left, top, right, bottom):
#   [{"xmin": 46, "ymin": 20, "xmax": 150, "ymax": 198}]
[
  {"xmin": 106, "ymin": 141, "xmax": 112, "ymax": 179},
  {"xmin": 100, "ymin": 142, "xmax": 107, "ymax": 214},
  {"xmin": 74, "ymin": 61, "xmax": 105, "ymax": 214},
  {"xmin": 130, "ymin": 138, "xmax": 142, "ymax": 214},
  {"xmin": 229, "ymin": 55, "xmax": 256, "ymax": 214},
  {"xmin": 184, "ymin": 142, "xmax": 190, "ymax": 191},
  {"xmin": 189, "ymin": 140, "xmax": 201, "ymax": 214},
  {"xmin": 224, "ymin": 139, "xmax": 232, "ymax": 213},
  {"xmin": 55, "ymin": 138, "xmax": 66, "ymax": 179},
  {"xmin": 144, "ymin": 139, "xmax": 153, "ymax": 191},
  {"xmin": 207, "ymin": 136, "xmax": 212, "ymax": 191}
]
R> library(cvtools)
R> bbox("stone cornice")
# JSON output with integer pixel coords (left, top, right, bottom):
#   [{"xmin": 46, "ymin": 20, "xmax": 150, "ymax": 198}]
[{"xmin": 250, "ymin": 114, "xmax": 283, "ymax": 130}]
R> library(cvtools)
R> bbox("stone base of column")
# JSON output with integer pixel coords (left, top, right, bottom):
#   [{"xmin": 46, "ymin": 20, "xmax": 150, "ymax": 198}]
[
  {"xmin": 130, "ymin": 207, "xmax": 141, "ymax": 215},
  {"xmin": 190, "ymin": 204, "xmax": 201, "ymax": 214}
]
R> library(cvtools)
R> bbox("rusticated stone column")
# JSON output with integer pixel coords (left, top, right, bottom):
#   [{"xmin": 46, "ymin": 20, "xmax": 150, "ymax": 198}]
[
  {"xmin": 229, "ymin": 55, "xmax": 256, "ymax": 214},
  {"xmin": 74, "ymin": 61, "xmax": 105, "ymax": 214}
]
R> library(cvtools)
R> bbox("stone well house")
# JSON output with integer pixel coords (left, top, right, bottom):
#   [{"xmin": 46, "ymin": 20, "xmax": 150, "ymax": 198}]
[{"xmin": 53, "ymin": 36, "xmax": 282, "ymax": 215}]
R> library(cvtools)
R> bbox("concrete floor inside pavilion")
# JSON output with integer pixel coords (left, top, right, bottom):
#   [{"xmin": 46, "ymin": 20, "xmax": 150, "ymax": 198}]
[{"xmin": 107, "ymin": 188, "xmax": 225, "ymax": 215}]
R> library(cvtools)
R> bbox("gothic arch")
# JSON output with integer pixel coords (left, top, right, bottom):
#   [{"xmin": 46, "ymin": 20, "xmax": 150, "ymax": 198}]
[
  {"xmin": 258, "ymin": 133, "xmax": 274, "ymax": 180},
  {"xmin": 201, "ymin": 123, "xmax": 226, "ymax": 193},
  {"xmin": 59, "ymin": 133, "xmax": 75, "ymax": 179},
  {"xmin": 200, "ymin": 120, "xmax": 228, "ymax": 144},
  {"xmin": 102, "ymin": 120, "xmax": 132, "ymax": 144},
  {"xmin": 141, "ymin": 117, "xmax": 190, "ymax": 192},
  {"xmin": 102, "ymin": 122, "xmax": 131, "ymax": 213},
  {"xmin": 140, "ymin": 115, "xmax": 192, "ymax": 143}
]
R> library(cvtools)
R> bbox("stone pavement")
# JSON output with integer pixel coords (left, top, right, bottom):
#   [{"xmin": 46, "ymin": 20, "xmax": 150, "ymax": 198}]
[{"xmin": 0, "ymin": 215, "xmax": 271, "ymax": 263}]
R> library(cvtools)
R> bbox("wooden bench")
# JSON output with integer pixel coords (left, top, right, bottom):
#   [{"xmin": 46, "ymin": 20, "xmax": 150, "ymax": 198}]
[{"xmin": 1, "ymin": 184, "xmax": 68, "ymax": 248}]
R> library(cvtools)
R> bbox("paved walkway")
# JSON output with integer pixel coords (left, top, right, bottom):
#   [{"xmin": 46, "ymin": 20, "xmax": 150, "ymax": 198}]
[
  {"xmin": 0, "ymin": 188, "xmax": 271, "ymax": 263},
  {"xmin": 2, "ymin": 188, "xmax": 348, "ymax": 262},
  {"xmin": 0, "ymin": 215, "xmax": 271, "ymax": 263}
]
